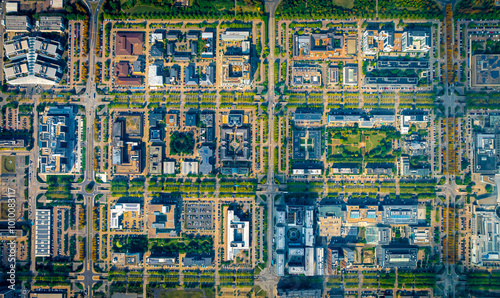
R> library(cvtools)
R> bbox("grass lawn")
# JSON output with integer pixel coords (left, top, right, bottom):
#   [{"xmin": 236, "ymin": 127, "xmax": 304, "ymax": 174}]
[
  {"xmin": 159, "ymin": 290, "xmax": 205, "ymax": 298},
  {"xmin": 334, "ymin": 0, "xmax": 354, "ymax": 8},
  {"xmin": 123, "ymin": 4, "xmax": 159, "ymax": 14},
  {"xmin": 0, "ymin": 203, "xmax": 9, "ymax": 219},
  {"xmin": 203, "ymin": 288, "xmax": 215, "ymax": 298},
  {"xmin": 1, "ymin": 156, "xmax": 16, "ymax": 174},
  {"xmin": 364, "ymin": 132, "xmax": 386, "ymax": 152}
]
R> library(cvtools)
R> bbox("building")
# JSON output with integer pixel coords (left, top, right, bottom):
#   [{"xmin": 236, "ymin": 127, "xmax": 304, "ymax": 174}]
[
  {"xmin": 221, "ymin": 55, "xmax": 251, "ymax": 87},
  {"xmin": 29, "ymin": 292, "xmax": 65, "ymax": 298},
  {"xmin": 472, "ymin": 54, "xmax": 500, "ymax": 87},
  {"xmin": 226, "ymin": 209, "xmax": 250, "ymax": 261},
  {"xmin": 411, "ymin": 227, "xmax": 430, "ymax": 244},
  {"xmin": 181, "ymin": 161, "xmax": 198, "ymax": 175},
  {"xmin": 401, "ymin": 29, "xmax": 431, "ymax": 52},
  {"xmin": 293, "ymin": 32, "xmax": 344, "ymax": 60},
  {"xmin": 400, "ymin": 156, "xmax": 431, "ymax": 176},
  {"xmin": 365, "ymin": 76, "xmax": 418, "ymax": 87},
  {"xmin": 148, "ymin": 63, "xmax": 163, "ymax": 88},
  {"xmin": 331, "ymin": 164, "xmax": 359, "ymax": 174},
  {"xmin": 381, "ymin": 246, "xmax": 418, "ymax": 268},
  {"xmin": 50, "ymin": 0, "xmax": 64, "ymax": 9},
  {"xmin": 113, "ymin": 141, "xmax": 142, "ymax": 174},
  {"xmin": 472, "ymin": 208, "xmax": 500, "ymax": 266},
  {"xmin": 5, "ymin": 2, "xmax": 18, "ymax": 13},
  {"xmin": 293, "ymin": 110, "xmax": 322, "ymax": 126},
  {"xmin": 165, "ymin": 66, "xmax": 180, "ymax": 85},
  {"xmin": 147, "ymin": 203, "xmax": 177, "ymax": 238},
  {"xmin": 198, "ymin": 145, "xmax": 214, "ymax": 175},
  {"xmin": 343, "ymin": 66, "xmax": 358, "ymax": 86},
  {"xmin": 201, "ymin": 32, "xmax": 215, "ymax": 59},
  {"xmin": 277, "ymin": 289, "xmax": 322, "ymax": 298},
  {"xmin": 35, "ymin": 209, "xmax": 51, "ymax": 257},
  {"xmin": 4, "ymin": 36, "xmax": 64, "ymax": 85},
  {"xmin": 185, "ymin": 113, "xmax": 197, "ymax": 127},
  {"xmin": 185, "ymin": 64, "xmax": 199, "ymax": 86},
  {"xmin": 366, "ymin": 226, "xmax": 391, "ymax": 245},
  {"xmin": 292, "ymin": 166, "xmax": 322, "ymax": 176},
  {"xmin": 366, "ymin": 163, "xmax": 393, "ymax": 175},
  {"xmin": 276, "ymin": 252, "xmax": 285, "ymax": 276},
  {"xmin": 291, "ymin": 65, "xmax": 321, "ymax": 87},
  {"xmin": 183, "ymin": 256, "xmax": 212, "ymax": 267},
  {"xmin": 317, "ymin": 205, "xmax": 343, "ymax": 238},
  {"xmin": 110, "ymin": 203, "xmax": 141, "ymax": 230},
  {"xmin": 39, "ymin": 16, "xmax": 65, "ymax": 32},
  {"xmin": 382, "ymin": 205, "xmax": 418, "ymax": 225},
  {"xmin": 116, "ymin": 32, "xmax": 144, "ymax": 56},
  {"xmin": 149, "ymin": 146, "xmax": 162, "ymax": 175},
  {"xmin": 474, "ymin": 133, "xmax": 498, "ymax": 174},
  {"xmin": 220, "ymin": 126, "xmax": 251, "ymax": 162},
  {"xmin": 328, "ymin": 66, "xmax": 339, "ymax": 85},
  {"xmin": 363, "ymin": 28, "xmax": 394, "ymax": 55},
  {"xmin": 292, "ymin": 130, "xmax": 321, "ymax": 160},
  {"xmin": 147, "ymin": 255, "xmax": 177, "ymax": 266},
  {"xmin": 346, "ymin": 205, "xmax": 381, "ymax": 224},
  {"xmin": 200, "ymin": 64, "xmax": 215, "ymax": 86},
  {"xmin": 163, "ymin": 161, "xmax": 175, "ymax": 174},
  {"xmin": 4, "ymin": 15, "xmax": 30, "ymax": 31},
  {"xmin": 39, "ymin": 106, "xmax": 77, "ymax": 174},
  {"xmin": 401, "ymin": 110, "xmax": 429, "ymax": 134}
]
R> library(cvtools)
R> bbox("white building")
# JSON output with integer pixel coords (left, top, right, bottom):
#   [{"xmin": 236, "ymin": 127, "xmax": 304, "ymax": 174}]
[
  {"xmin": 35, "ymin": 209, "xmax": 51, "ymax": 257},
  {"xmin": 181, "ymin": 161, "xmax": 198, "ymax": 175},
  {"xmin": 110, "ymin": 203, "xmax": 141, "ymax": 229},
  {"xmin": 226, "ymin": 209, "xmax": 250, "ymax": 261},
  {"xmin": 148, "ymin": 63, "xmax": 164, "ymax": 88}
]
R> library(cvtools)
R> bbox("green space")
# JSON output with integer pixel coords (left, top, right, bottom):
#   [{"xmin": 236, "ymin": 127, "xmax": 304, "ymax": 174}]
[
  {"xmin": 159, "ymin": 290, "xmax": 204, "ymax": 298},
  {"xmin": 276, "ymin": 0, "xmax": 441, "ymax": 20},
  {"xmin": 0, "ymin": 203, "xmax": 9, "ymax": 219},
  {"xmin": 149, "ymin": 236, "xmax": 213, "ymax": 255},
  {"xmin": 169, "ymin": 132, "xmax": 195, "ymax": 155},
  {"xmin": 455, "ymin": 0, "xmax": 500, "ymax": 19},
  {"xmin": 112, "ymin": 235, "xmax": 148, "ymax": 254},
  {"xmin": 102, "ymin": 0, "xmax": 263, "ymax": 20},
  {"xmin": 45, "ymin": 175, "xmax": 73, "ymax": 202},
  {"xmin": 466, "ymin": 92, "xmax": 500, "ymax": 110},
  {"xmin": 1, "ymin": 156, "xmax": 16, "ymax": 174},
  {"xmin": 328, "ymin": 127, "xmax": 399, "ymax": 162}
]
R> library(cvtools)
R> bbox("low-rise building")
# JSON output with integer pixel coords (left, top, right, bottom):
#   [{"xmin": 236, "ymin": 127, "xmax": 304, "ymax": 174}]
[
  {"xmin": 198, "ymin": 146, "xmax": 214, "ymax": 175},
  {"xmin": 39, "ymin": 16, "xmax": 65, "ymax": 32},
  {"xmin": 293, "ymin": 110, "xmax": 322, "ymax": 126},
  {"xmin": 381, "ymin": 245, "xmax": 418, "ymax": 268},
  {"xmin": 183, "ymin": 255, "xmax": 212, "ymax": 267},
  {"xmin": 291, "ymin": 65, "xmax": 321, "ymax": 87},
  {"xmin": 317, "ymin": 205, "xmax": 343, "ymax": 238},
  {"xmin": 346, "ymin": 205, "xmax": 381, "ymax": 224},
  {"xmin": 149, "ymin": 146, "xmax": 162, "ymax": 175},
  {"xmin": 110, "ymin": 203, "xmax": 141, "ymax": 230},
  {"xmin": 400, "ymin": 110, "xmax": 429, "ymax": 134},
  {"xmin": 5, "ymin": 15, "xmax": 31, "ymax": 32},
  {"xmin": 411, "ymin": 227, "xmax": 430, "ymax": 244},
  {"xmin": 147, "ymin": 203, "xmax": 177, "ymax": 238},
  {"xmin": 35, "ymin": 209, "xmax": 51, "ymax": 257},
  {"xmin": 382, "ymin": 205, "xmax": 418, "ymax": 225},
  {"xmin": 400, "ymin": 156, "xmax": 431, "ymax": 176},
  {"xmin": 181, "ymin": 161, "xmax": 198, "ymax": 175},
  {"xmin": 226, "ymin": 209, "xmax": 250, "ymax": 261},
  {"xmin": 343, "ymin": 66, "xmax": 358, "ymax": 86},
  {"xmin": 472, "ymin": 207, "xmax": 500, "ymax": 266}
]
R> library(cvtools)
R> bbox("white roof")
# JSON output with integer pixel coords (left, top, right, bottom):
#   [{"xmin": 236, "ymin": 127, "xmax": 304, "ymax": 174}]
[{"xmin": 6, "ymin": 2, "xmax": 18, "ymax": 12}]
